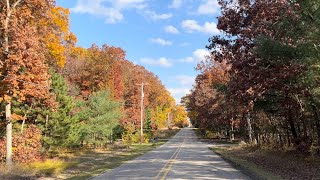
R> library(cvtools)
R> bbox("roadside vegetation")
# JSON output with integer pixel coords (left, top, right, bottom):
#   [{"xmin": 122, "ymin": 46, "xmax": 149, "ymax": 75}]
[
  {"xmin": 211, "ymin": 144, "xmax": 320, "ymax": 180},
  {"xmin": 185, "ymin": 1, "xmax": 320, "ymax": 178},
  {"xmin": 0, "ymin": 129, "xmax": 179, "ymax": 180}
]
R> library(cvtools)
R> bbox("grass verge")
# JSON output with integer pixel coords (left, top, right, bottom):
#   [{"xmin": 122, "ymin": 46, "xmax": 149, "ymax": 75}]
[
  {"xmin": 0, "ymin": 129, "xmax": 180, "ymax": 180},
  {"xmin": 210, "ymin": 146, "xmax": 284, "ymax": 180},
  {"xmin": 60, "ymin": 141, "xmax": 167, "ymax": 180},
  {"xmin": 193, "ymin": 128, "xmax": 284, "ymax": 180},
  {"xmin": 194, "ymin": 127, "xmax": 320, "ymax": 180}
]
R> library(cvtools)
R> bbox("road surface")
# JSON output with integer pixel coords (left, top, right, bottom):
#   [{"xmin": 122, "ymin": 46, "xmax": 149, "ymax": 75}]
[{"xmin": 93, "ymin": 128, "xmax": 250, "ymax": 180}]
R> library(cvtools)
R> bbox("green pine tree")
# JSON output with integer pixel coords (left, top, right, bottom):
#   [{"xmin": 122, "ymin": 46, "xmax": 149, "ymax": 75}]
[
  {"xmin": 69, "ymin": 90, "xmax": 123, "ymax": 147},
  {"xmin": 42, "ymin": 70, "xmax": 76, "ymax": 149}
]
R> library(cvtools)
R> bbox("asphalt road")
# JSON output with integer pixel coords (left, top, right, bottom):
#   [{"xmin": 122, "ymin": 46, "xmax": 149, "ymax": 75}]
[{"xmin": 93, "ymin": 128, "xmax": 250, "ymax": 180}]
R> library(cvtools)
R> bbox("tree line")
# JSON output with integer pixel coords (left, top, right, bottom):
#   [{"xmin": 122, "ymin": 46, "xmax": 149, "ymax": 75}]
[
  {"xmin": 0, "ymin": 0, "xmax": 188, "ymax": 164},
  {"xmin": 183, "ymin": 0, "xmax": 320, "ymax": 154}
]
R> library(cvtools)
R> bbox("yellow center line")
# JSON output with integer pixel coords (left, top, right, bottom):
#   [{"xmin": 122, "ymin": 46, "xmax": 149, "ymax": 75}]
[
  {"xmin": 154, "ymin": 144, "xmax": 180, "ymax": 180},
  {"xmin": 160, "ymin": 145, "xmax": 183, "ymax": 180},
  {"xmin": 154, "ymin": 139, "xmax": 185, "ymax": 180}
]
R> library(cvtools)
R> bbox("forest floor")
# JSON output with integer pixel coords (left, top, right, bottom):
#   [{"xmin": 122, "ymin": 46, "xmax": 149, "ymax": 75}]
[
  {"xmin": 0, "ymin": 129, "xmax": 180, "ymax": 180},
  {"xmin": 194, "ymin": 129, "xmax": 320, "ymax": 180},
  {"xmin": 211, "ymin": 144, "xmax": 320, "ymax": 180}
]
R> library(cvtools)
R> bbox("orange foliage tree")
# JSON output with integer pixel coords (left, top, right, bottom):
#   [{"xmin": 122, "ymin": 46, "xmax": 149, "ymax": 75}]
[{"xmin": 0, "ymin": 0, "xmax": 54, "ymax": 165}]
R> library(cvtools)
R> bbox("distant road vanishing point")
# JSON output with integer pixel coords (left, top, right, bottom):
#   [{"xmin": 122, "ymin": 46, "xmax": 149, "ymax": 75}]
[{"xmin": 93, "ymin": 128, "xmax": 250, "ymax": 180}]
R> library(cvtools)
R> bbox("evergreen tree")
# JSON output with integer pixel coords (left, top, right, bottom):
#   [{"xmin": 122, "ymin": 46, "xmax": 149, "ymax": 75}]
[
  {"xmin": 144, "ymin": 109, "xmax": 153, "ymax": 133},
  {"xmin": 42, "ymin": 70, "xmax": 76, "ymax": 149},
  {"xmin": 69, "ymin": 91, "xmax": 123, "ymax": 147}
]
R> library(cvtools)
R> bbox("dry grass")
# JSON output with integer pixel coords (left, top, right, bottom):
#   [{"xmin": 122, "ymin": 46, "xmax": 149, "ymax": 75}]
[
  {"xmin": 0, "ymin": 129, "xmax": 180, "ymax": 180},
  {"xmin": 193, "ymin": 128, "xmax": 320, "ymax": 180},
  {"xmin": 0, "ymin": 164, "xmax": 34, "ymax": 180},
  {"xmin": 212, "ymin": 144, "xmax": 320, "ymax": 180},
  {"xmin": 0, "ymin": 159, "xmax": 75, "ymax": 180},
  {"xmin": 55, "ymin": 143, "xmax": 165, "ymax": 180},
  {"xmin": 28, "ymin": 159, "xmax": 76, "ymax": 176}
]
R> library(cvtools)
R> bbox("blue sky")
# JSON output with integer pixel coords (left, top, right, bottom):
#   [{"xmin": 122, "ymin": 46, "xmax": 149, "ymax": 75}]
[{"xmin": 56, "ymin": 0, "xmax": 221, "ymax": 103}]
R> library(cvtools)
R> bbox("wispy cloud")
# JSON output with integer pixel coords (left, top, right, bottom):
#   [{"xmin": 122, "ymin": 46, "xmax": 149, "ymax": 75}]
[
  {"xmin": 71, "ymin": 0, "xmax": 147, "ymax": 24},
  {"xmin": 193, "ymin": 49, "xmax": 211, "ymax": 62},
  {"xmin": 144, "ymin": 10, "xmax": 173, "ymax": 20},
  {"xmin": 164, "ymin": 25, "xmax": 180, "ymax": 34},
  {"xmin": 140, "ymin": 57, "xmax": 173, "ymax": 67},
  {"xmin": 181, "ymin": 19, "xmax": 220, "ymax": 35},
  {"xmin": 180, "ymin": 42, "xmax": 191, "ymax": 47},
  {"xmin": 150, "ymin": 38, "xmax": 173, "ymax": 46},
  {"xmin": 179, "ymin": 49, "xmax": 211, "ymax": 63},
  {"xmin": 168, "ymin": 75, "xmax": 195, "ymax": 103},
  {"xmin": 168, "ymin": 87, "xmax": 191, "ymax": 103},
  {"xmin": 169, "ymin": 0, "xmax": 183, "ymax": 9},
  {"xmin": 197, "ymin": 0, "xmax": 220, "ymax": 15},
  {"xmin": 113, "ymin": 0, "xmax": 147, "ymax": 9},
  {"xmin": 174, "ymin": 75, "xmax": 195, "ymax": 86}
]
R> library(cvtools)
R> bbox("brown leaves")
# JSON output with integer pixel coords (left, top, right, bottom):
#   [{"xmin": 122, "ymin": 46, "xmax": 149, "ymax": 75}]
[
  {"xmin": 0, "ymin": 125, "xmax": 42, "ymax": 163},
  {"xmin": 206, "ymin": 0, "xmax": 304, "ymax": 105},
  {"xmin": 0, "ymin": 0, "xmax": 54, "ymax": 106}
]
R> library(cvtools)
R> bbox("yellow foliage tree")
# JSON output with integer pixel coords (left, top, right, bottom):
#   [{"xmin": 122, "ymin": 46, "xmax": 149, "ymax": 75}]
[
  {"xmin": 172, "ymin": 106, "xmax": 188, "ymax": 128},
  {"xmin": 41, "ymin": 6, "xmax": 77, "ymax": 68},
  {"xmin": 151, "ymin": 92, "xmax": 176, "ymax": 129}
]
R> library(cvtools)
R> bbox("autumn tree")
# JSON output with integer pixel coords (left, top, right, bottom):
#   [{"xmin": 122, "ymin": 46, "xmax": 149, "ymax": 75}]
[
  {"xmin": 41, "ymin": 6, "xmax": 77, "ymax": 68},
  {"xmin": 186, "ymin": 0, "xmax": 320, "ymax": 152},
  {"xmin": 0, "ymin": 0, "xmax": 179, "ymax": 165},
  {"xmin": 172, "ymin": 105, "xmax": 188, "ymax": 128},
  {"xmin": 0, "ymin": 0, "xmax": 54, "ymax": 165},
  {"xmin": 184, "ymin": 61, "xmax": 231, "ymax": 130},
  {"xmin": 63, "ymin": 45, "xmax": 126, "ymax": 99}
]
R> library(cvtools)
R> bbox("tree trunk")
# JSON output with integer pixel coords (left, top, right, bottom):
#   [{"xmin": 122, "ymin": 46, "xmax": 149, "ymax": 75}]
[
  {"xmin": 20, "ymin": 117, "xmax": 26, "ymax": 134},
  {"xmin": 45, "ymin": 115, "xmax": 49, "ymax": 130},
  {"xmin": 246, "ymin": 112, "xmax": 253, "ymax": 143},
  {"xmin": 288, "ymin": 106, "xmax": 298, "ymax": 140},
  {"xmin": 6, "ymin": 102, "xmax": 13, "ymax": 165},
  {"xmin": 311, "ymin": 104, "xmax": 320, "ymax": 146},
  {"xmin": 286, "ymin": 127, "xmax": 291, "ymax": 145},
  {"xmin": 3, "ymin": 0, "xmax": 24, "ymax": 166},
  {"xmin": 230, "ymin": 118, "xmax": 235, "ymax": 141},
  {"xmin": 279, "ymin": 133, "xmax": 283, "ymax": 147}
]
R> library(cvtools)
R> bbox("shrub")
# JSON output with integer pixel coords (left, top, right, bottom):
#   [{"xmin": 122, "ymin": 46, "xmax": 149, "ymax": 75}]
[
  {"xmin": 0, "ymin": 125, "xmax": 42, "ymax": 163},
  {"xmin": 122, "ymin": 122, "xmax": 136, "ymax": 148}
]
